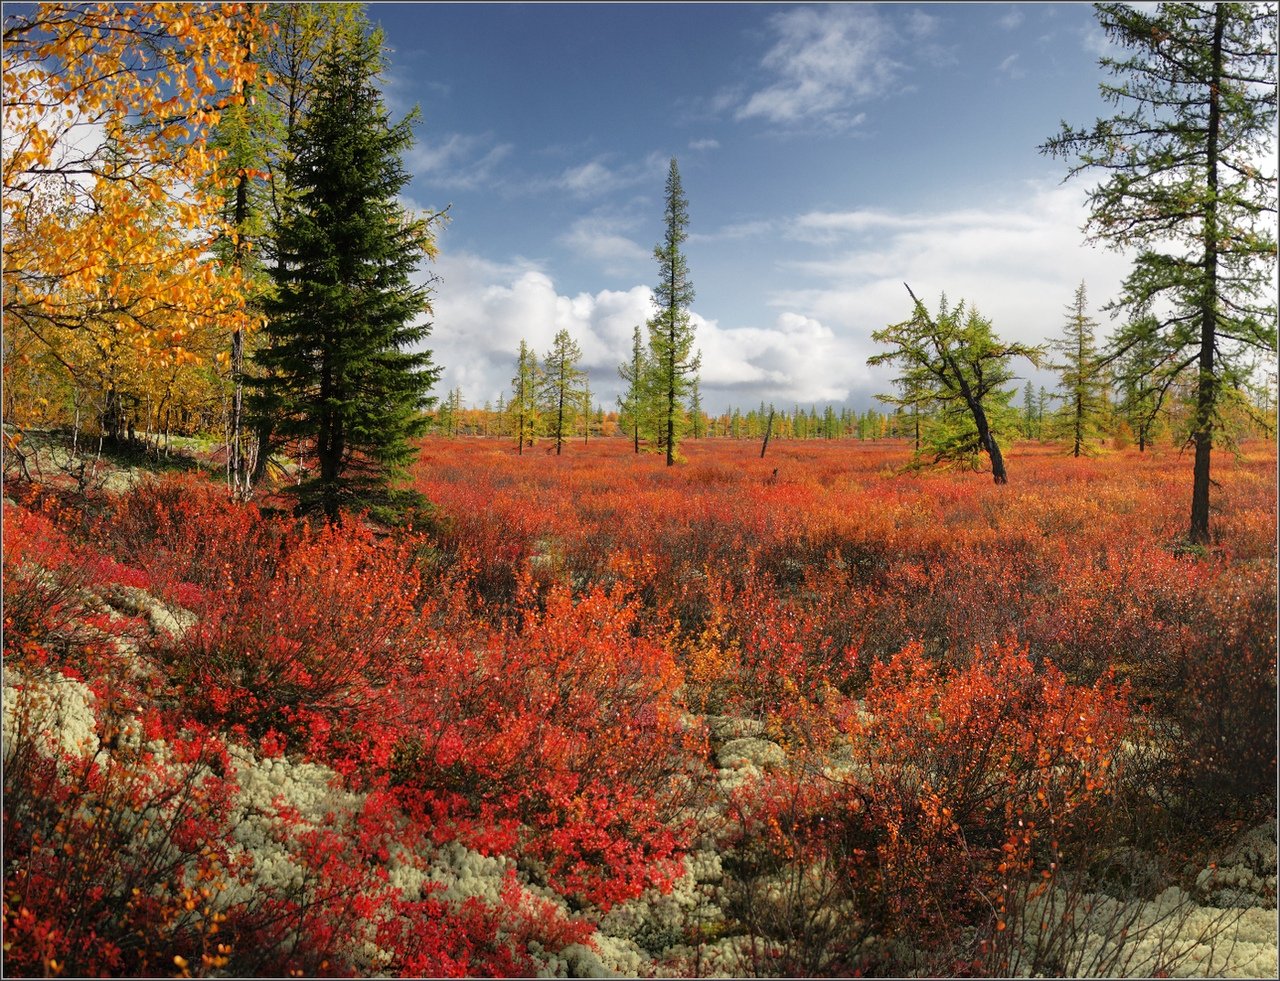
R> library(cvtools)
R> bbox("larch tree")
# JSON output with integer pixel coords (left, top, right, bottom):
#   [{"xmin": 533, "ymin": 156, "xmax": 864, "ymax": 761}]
[
  {"xmin": 689, "ymin": 376, "xmax": 705, "ymax": 439},
  {"xmin": 617, "ymin": 324, "xmax": 649, "ymax": 454},
  {"xmin": 510, "ymin": 339, "xmax": 541, "ymax": 454},
  {"xmin": 2, "ymin": 2, "xmax": 263, "ymax": 446},
  {"xmin": 1114, "ymin": 314, "xmax": 1172, "ymax": 452},
  {"xmin": 1048, "ymin": 281, "xmax": 1110, "ymax": 457},
  {"xmin": 646, "ymin": 157, "xmax": 701, "ymax": 466},
  {"xmin": 252, "ymin": 19, "xmax": 442, "ymax": 524},
  {"xmin": 1022, "ymin": 380, "xmax": 1038, "ymax": 440},
  {"xmin": 541, "ymin": 328, "xmax": 585, "ymax": 455},
  {"xmin": 581, "ymin": 378, "xmax": 593, "ymax": 445},
  {"xmin": 1042, "ymin": 1, "xmax": 1278, "ymax": 545},
  {"xmin": 870, "ymin": 287, "xmax": 1043, "ymax": 484}
]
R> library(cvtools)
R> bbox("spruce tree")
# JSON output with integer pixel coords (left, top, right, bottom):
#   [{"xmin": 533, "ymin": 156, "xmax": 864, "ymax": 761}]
[
  {"xmin": 646, "ymin": 157, "xmax": 701, "ymax": 466},
  {"xmin": 1048, "ymin": 281, "xmax": 1109, "ymax": 456},
  {"xmin": 252, "ymin": 21, "xmax": 441, "ymax": 524}
]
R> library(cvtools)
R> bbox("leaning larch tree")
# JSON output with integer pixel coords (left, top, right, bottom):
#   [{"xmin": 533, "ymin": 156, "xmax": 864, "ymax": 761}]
[{"xmin": 870, "ymin": 286, "xmax": 1042, "ymax": 484}]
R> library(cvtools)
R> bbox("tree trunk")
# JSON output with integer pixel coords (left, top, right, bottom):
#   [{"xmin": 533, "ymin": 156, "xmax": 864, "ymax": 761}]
[
  {"xmin": 1190, "ymin": 9, "xmax": 1224, "ymax": 547},
  {"xmin": 972, "ymin": 403, "xmax": 1007, "ymax": 484}
]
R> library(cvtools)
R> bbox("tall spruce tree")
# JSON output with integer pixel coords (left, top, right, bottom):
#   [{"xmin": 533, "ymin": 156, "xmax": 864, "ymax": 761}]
[
  {"xmin": 252, "ymin": 21, "xmax": 442, "ymax": 524},
  {"xmin": 1042, "ymin": 2, "xmax": 1277, "ymax": 544},
  {"xmin": 646, "ymin": 157, "xmax": 701, "ymax": 466},
  {"xmin": 1048, "ymin": 281, "xmax": 1109, "ymax": 456}
]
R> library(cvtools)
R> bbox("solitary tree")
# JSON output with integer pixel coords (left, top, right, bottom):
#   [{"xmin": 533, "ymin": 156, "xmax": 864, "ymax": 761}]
[
  {"xmin": 870, "ymin": 287, "xmax": 1043, "ymax": 483},
  {"xmin": 647, "ymin": 157, "xmax": 701, "ymax": 466},
  {"xmin": 1048, "ymin": 282, "xmax": 1110, "ymax": 457},
  {"xmin": 252, "ymin": 22, "xmax": 442, "ymax": 523},
  {"xmin": 541, "ymin": 327, "xmax": 586, "ymax": 455},
  {"xmin": 1042, "ymin": 2, "xmax": 1278, "ymax": 544}
]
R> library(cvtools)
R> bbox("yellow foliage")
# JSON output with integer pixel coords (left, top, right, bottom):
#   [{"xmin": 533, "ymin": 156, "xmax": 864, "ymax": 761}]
[{"xmin": 2, "ymin": 3, "xmax": 265, "ymax": 432}]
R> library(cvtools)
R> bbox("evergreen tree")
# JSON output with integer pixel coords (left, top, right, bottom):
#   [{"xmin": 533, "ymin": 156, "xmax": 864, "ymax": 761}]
[
  {"xmin": 1022, "ymin": 381, "xmax": 1037, "ymax": 440},
  {"xmin": 252, "ymin": 20, "xmax": 441, "ymax": 524},
  {"xmin": 1114, "ymin": 315, "xmax": 1170, "ymax": 452},
  {"xmin": 646, "ymin": 157, "xmax": 701, "ymax": 466},
  {"xmin": 1042, "ymin": 2, "xmax": 1277, "ymax": 543},
  {"xmin": 247, "ymin": 2, "xmax": 368, "ymax": 489},
  {"xmin": 540, "ymin": 328, "xmax": 585, "ymax": 455},
  {"xmin": 1048, "ymin": 281, "xmax": 1110, "ymax": 456},
  {"xmin": 689, "ymin": 376, "xmax": 704, "ymax": 439}
]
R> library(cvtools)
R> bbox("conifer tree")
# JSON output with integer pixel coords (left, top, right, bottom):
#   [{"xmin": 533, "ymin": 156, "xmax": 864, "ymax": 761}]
[
  {"xmin": 510, "ymin": 339, "xmax": 541, "ymax": 454},
  {"xmin": 646, "ymin": 157, "xmax": 701, "ymax": 466},
  {"xmin": 252, "ymin": 21, "xmax": 441, "ymax": 524},
  {"xmin": 1042, "ymin": 2, "xmax": 1277, "ymax": 543},
  {"xmin": 870, "ymin": 289, "xmax": 1042, "ymax": 483},
  {"xmin": 1048, "ymin": 282, "xmax": 1109, "ymax": 456},
  {"xmin": 541, "ymin": 328, "xmax": 585, "ymax": 455},
  {"xmin": 617, "ymin": 324, "xmax": 649, "ymax": 454}
]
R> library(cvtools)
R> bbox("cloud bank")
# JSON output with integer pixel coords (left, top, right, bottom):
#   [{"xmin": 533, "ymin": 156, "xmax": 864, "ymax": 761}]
[{"xmin": 422, "ymin": 181, "xmax": 1132, "ymax": 415}]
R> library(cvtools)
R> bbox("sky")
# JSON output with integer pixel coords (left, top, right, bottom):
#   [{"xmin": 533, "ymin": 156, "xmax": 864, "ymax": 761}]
[{"xmin": 367, "ymin": 2, "xmax": 1140, "ymax": 415}]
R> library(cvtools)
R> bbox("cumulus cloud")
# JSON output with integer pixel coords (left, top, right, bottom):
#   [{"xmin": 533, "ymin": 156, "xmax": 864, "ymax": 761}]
[
  {"xmin": 419, "ymin": 250, "xmax": 875, "ymax": 412},
  {"xmin": 418, "ymin": 182, "xmax": 1134, "ymax": 414},
  {"xmin": 735, "ymin": 5, "xmax": 904, "ymax": 129},
  {"xmin": 423, "ymin": 252, "xmax": 655, "ymax": 406},
  {"xmin": 688, "ymin": 138, "xmax": 720, "ymax": 152}
]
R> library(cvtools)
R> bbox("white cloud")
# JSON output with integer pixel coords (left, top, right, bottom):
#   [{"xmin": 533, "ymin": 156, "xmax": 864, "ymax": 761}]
[
  {"xmin": 688, "ymin": 138, "xmax": 720, "ymax": 152},
  {"xmin": 423, "ymin": 252, "xmax": 655, "ymax": 406},
  {"xmin": 560, "ymin": 212, "xmax": 650, "ymax": 276},
  {"xmin": 555, "ymin": 152, "xmax": 668, "ymax": 198},
  {"xmin": 998, "ymin": 7, "xmax": 1025, "ymax": 31},
  {"xmin": 769, "ymin": 181, "xmax": 1134, "ymax": 380},
  {"xmin": 688, "ymin": 218, "xmax": 776, "ymax": 244},
  {"xmin": 419, "ymin": 182, "xmax": 1136, "ymax": 413},
  {"xmin": 405, "ymin": 133, "xmax": 512, "ymax": 191},
  {"xmin": 735, "ymin": 5, "xmax": 904, "ymax": 129},
  {"xmin": 998, "ymin": 53, "xmax": 1025, "ymax": 78},
  {"xmin": 421, "ymin": 251, "xmax": 869, "ymax": 411}
]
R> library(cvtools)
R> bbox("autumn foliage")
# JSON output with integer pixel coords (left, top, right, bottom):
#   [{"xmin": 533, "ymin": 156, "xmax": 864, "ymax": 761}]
[{"xmin": 3, "ymin": 437, "xmax": 1275, "ymax": 976}]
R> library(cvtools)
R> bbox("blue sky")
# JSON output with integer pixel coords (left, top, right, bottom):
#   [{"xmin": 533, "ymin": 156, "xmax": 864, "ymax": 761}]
[{"xmin": 369, "ymin": 2, "xmax": 1137, "ymax": 414}]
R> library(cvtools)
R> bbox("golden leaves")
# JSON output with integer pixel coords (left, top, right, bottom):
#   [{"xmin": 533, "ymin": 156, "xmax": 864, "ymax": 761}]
[{"xmin": 3, "ymin": 3, "xmax": 266, "ymax": 425}]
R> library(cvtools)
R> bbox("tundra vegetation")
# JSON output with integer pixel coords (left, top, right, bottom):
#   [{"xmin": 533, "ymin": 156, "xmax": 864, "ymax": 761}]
[{"xmin": 2, "ymin": 2, "xmax": 1276, "ymax": 978}]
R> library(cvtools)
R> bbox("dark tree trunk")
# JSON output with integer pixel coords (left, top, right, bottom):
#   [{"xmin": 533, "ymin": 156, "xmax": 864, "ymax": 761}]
[
  {"xmin": 1189, "ymin": 9, "xmax": 1224, "ymax": 547},
  {"xmin": 972, "ymin": 402, "xmax": 1007, "ymax": 484},
  {"xmin": 760, "ymin": 409, "xmax": 774, "ymax": 459}
]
